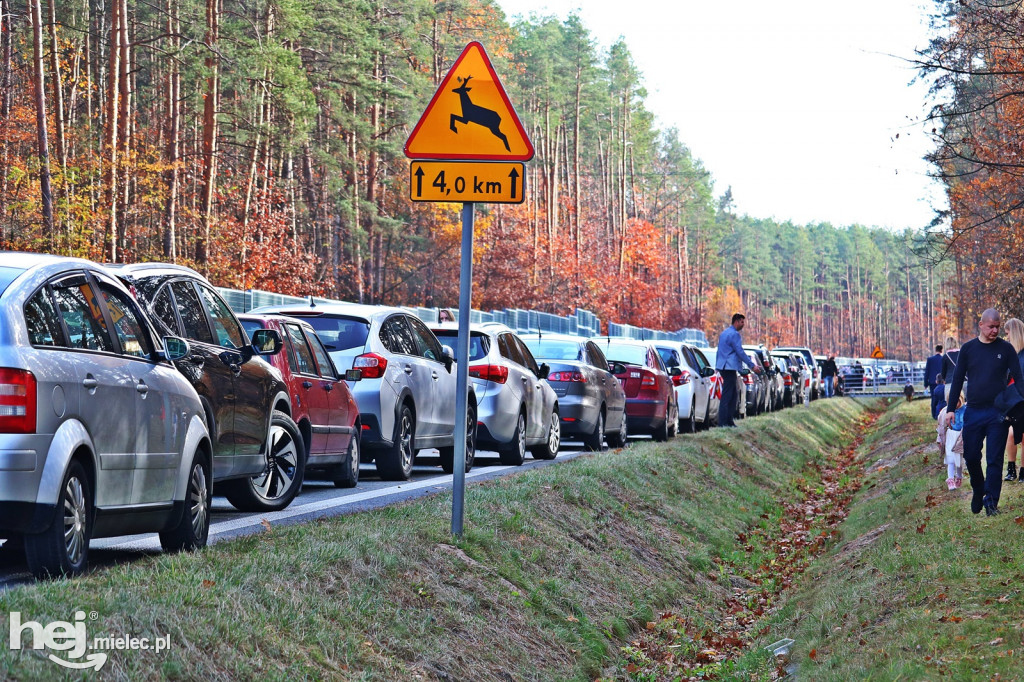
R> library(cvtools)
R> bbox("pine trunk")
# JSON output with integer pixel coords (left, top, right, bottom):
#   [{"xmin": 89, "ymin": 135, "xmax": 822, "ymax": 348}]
[{"xmin": 29, "ymin": 0, "xmax": 55, "ymax": 240}]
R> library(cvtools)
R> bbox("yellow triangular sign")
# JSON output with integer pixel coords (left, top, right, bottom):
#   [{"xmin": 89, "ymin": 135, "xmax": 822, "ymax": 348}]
[
  {"xmin": 871, "ymin": 345, "xmax": 884, "ymax": 359},
  {"xmin": 405, "ymin": 42, "xmax": 534, "ymax": 161}
]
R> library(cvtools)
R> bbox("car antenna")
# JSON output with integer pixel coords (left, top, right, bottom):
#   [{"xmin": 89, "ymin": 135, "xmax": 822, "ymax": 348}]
[{"xmin": 309, "ymin": 295, "xmax": 316, "ymax": 308}]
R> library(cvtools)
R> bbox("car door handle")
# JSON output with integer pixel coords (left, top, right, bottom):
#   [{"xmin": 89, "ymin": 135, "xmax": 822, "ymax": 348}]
[
  {"xmin": 82, "ymin": 376, "xmax": 98, "ymax": 390},
  {"xmin": 230, "ymin": 364, "xmax": 241, "ymax": 376},
  {"xmin": 521, "ymin": 376, "xmax": 529, "ymax": 382},
  {"xmin": 323, "ymin": 382, "xmax": 334, "ymax": 391},
  {"xmin": 302, "ymin": 381, "xmax": 313, "ymax": 389},
  {"xmin": 189, "ymin": 354, "xmax": 205, "ymax": 367},
  {"xmin": 431, "ymin": 372, "xmax": 439, "ymax": 380},
  {"xmin": 136, "ymin": 380, "xmax": 149, "ymax": 395},
  {"xmin": 403, "ymin": 365, "xmax": 413, "ymax": 375}
]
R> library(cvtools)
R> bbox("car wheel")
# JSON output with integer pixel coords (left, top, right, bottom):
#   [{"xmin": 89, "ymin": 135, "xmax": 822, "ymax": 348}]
[
  {"xmin": 160, "ymin": 451, "xmax": 211, "ymax": 553},
  {"xmin": 24, "ymin": 460, "xmax": 91, "ymax": 578},
  {"xmin": 225, "ymin": 411, "xmax": 306, "ymax": 512},
  {"xmin": 530, "ymin": 410, "xmax": 560, "ymax": 460},
  {"xmin": 607, "ymin": 413, "xmax": 629, "ymax": 448},
  {"xmin": 333, "ymin": 433, "xmax": 360, "ymax": 489},
  {"xmin": 652, "ymin": 404, "xmax": 671, "ymax": 442},
  {"xmin": 499, "ymin": 412, "xmax": 527, "ymax": 466},
  {"xmin": 583, "ymin": 410, "xmax": 605, "ymax": 451},
  {"xmin": 680, "ymin": 399, "xmax": 696, "ymax": 434},
  {"xmin": 439, "ymin": 404, "xmax": 477, "ymax": 474},
  {"xmin": 377, "ymin": 404, "xmax": 416, "ymax": 481}
]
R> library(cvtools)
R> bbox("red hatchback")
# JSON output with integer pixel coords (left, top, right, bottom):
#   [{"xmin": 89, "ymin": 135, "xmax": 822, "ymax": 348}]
[
  {"xmin": 239, "ymin": 314, "xmax": 362, "ymax": 488},
  {"xmin": 591, "ymin": 338, "xmax": 678, "ymax": 442}
]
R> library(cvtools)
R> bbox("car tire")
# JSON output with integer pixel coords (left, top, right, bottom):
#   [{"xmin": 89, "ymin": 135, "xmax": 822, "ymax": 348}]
[
  {"xmin": 530, "ymin": 410, "xmax": 560, "ymax": 460},
  {"xmin": 224, "ymin": 411, "xmax": 306, "ymax": 512},
  {"xmin": 680, "ymin": 399, "xmax": 696, "ymax": 434},
  {"xmin": 24, "ymin": 460, "xmax": 91, "ymax": 578},
  {"xmin": 499, "ymin": 412, "xmax": 528, "ymax": 466},
  {"xmin": 652, "ymin": 404, "xmax": 671, "ymax": 442},
  {"xmin": 439, "ymin": 404, "xmax": 477, "ymax": 474},
  {"xmin": 377, "ymin": 403, "xmax": 416, "ymax": 481},
  {"xmin": 160, "ymin": 451, "xmax": 211, "ymax": 553},
  {"xmin": 583, "ymin": 409, "xmax": 605, "ymax": 451},
  {"xmin": 333, "ymin": 433, "xmax": 360, "ymax": 489},
  {"xmin": 667, "ymin": 401, "xmax": 678, "ymax": 438},
  {"xmin": 606, "ymin": 413, "xmax": 629, "ymax": 448}
]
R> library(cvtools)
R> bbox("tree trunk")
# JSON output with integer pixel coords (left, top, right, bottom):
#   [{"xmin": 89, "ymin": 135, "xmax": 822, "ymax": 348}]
[
  {"xmin": 0, "ymin": 0, "xmax": 13, "ymax": 240},
  {"xmin": 104, "ymin": 0, "xmax": 120, "ymax": 260},
  {"xmin": 46, "ymin": 0, "xmax": 69, "ymax": 232},
  {"xmin": 162, "ymin": 0, "xmax": 180, "ymax": 259},
  {"xmin": 196, "ymin": 0, "xmax": 220, "ymax": 265},
  {"xmin": 29, "ymin": 0, "xmax": 55, "ymax": 241}
]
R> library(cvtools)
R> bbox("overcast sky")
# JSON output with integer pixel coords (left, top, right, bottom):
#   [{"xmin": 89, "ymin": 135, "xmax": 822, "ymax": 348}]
[{"xmin": 494, "ymin": 0, "xmax": 944, "ymax": 231}]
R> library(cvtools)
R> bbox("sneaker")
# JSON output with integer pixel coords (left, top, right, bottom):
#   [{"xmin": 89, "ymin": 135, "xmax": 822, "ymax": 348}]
[
  {"xmin": 1006, "ymin": 463, "xmax": 1018, "ymax": 482},
  {"xmin": 947, "ymin": 478, "xmax": 957, "ymax": 491},
  {"xmin": 984, "ymin": 496, "xmax": 1001, "ymax": 516},
  {"xmin": 954, "ymin": 477, "xmax": 963, "ymax": 489}
]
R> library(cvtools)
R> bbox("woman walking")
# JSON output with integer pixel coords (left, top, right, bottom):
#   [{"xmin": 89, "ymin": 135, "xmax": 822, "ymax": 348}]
[
  {"xmin": 942, "ymin": 335, "xmax": 961, "ymax": 384},
  {"xmin": 1004, "ymin": 319, "xmax": 1024, "ymax": 481}
]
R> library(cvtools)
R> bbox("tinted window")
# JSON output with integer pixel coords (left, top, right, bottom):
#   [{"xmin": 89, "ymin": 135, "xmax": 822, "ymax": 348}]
[
  {"xmin": 24, "ymin": 287, "xmax": 65, "ymax": 347},
  {"xmin": 284, "ymin": 323, "xmax": 317, "ymax": 375},
  {"xmin": 197, "ymin": 285, "xmax": 244, "ymax": 348},
  {"xmin": 498, "ymin": 333, "xmax": 526, "ymax": 366},
  {"xmin": 50, "ymin": 274, "xmax": 114, "ymax": 352},
  {"xmin": 521, "ymin": 338, "xmax": 582, "ymax": 361},
  {"xmin": 302, "ymin": 315, "xmax": 369, "ymax": 352},
  {"xmin": 151, "ymin": 286, "xmax": 180, "ymax": 335},
  {"xmin": 170, "ymin": 281, "xmax": 214, "ymax": 344},
  {"xmin": 307, "ymin": 332, "xmax": 339, "ymax": 380},
  {"xmin": 656, "ymin": 347, "xmax": 680, "ymax": 368},
  {"xmin": 380, "ymin": 316, "xmax": 416, "ymax": 356},
  {"xmin": 512, "ymin": 336, "xmax": 540, "ymax": 374},
  {"xmin": 97, "ymin": 280, "xmax": 154, "ymax": 358},
  {"xmin": 432, "ymin": 330, "xmax": 489, "ymax": 361},
  {"xmin": 585, "ymin": 342, "xmax": 608, "ymax": 369},
  {"xmin": 691, "ymin": 348, "xmax": 710, "ymax": 371},
  {"xmin": 239, "ymin": 318, "xmax": 263, "ymax": 340},
  {"xmin": 407, "ymin": 316, "xmax": 443, "ymax": 362}
]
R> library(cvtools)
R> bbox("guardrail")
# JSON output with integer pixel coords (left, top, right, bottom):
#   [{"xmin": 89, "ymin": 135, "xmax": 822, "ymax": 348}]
[{"xmin": 838, "ymin": 359, "xmax": 928, "ymax": 398}]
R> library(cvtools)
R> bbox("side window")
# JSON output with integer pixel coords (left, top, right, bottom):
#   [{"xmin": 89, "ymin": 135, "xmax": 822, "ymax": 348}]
[
  {"xmin": 499, "ymin": 333, "xmax": 526, "ymax": 366},
  {"xmin": 170, "ymin": 281, "xmax": 214, "ymax": 344},
  {"xmin": 49, "ymin": 274, "xmax": 114, "ymax": 352},
  {"xmin": 407, "ymin": 316, "xmax": 442, "ymax": 362},
  {"xmin": 691, "ymin": 348, "xmax": 710, "ymax": 372},
  {"xmin": 284, "ymin": 323, "xmax": 318, "ymax": 375},
  {"xmin": 650, "ymin": 349, "xmax": 667, "ymax": 372},
  {"xmin": 96, "ymin": 279, "xmax": 155, "ymax": 358},
  {"xmin": 586, "ymin": 342, "xmax": 608, "ymax": 370},
  {"xmin": 197, "ymin": 285, "xmax": 244, "ymax": 348},
  {"xmin": 512, "ymin": 336, "xmax": 540, "ymax": 374},
  {"xmin": 380, "ymin": 316, "xmax": 416, "ymax": 356},
  {"xmin": 24, "ymin": 287, "xmax": 66, "ymax": 347},
  {"xmin": 307, "ymin": 332, "xmax": 339, "ymax": 380},
  {"xmin": 151, "ymin": 285, "xmax": 180, "ymax": 336}
]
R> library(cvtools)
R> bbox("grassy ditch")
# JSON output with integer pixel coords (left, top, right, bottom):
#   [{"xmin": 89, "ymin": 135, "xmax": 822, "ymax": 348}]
[
  {"xmin": 0, "ymin": 399, "xmax": 864, "ymax": 681},
  {"xmin": 755, "ymin": 397, "xmax": 1024, "ymax": 680}
]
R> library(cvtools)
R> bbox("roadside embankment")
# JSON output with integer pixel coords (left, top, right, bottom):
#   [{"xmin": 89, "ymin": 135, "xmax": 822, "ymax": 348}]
[{"xmin": 0, "ymin": 399, "xmax": 866, "ymax": 681}]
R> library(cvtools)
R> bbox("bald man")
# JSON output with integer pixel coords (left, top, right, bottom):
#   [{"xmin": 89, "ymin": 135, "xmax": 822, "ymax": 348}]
[{"xmin": 947, "ymin": 309, "xmax": 1024, "ymax": 515}]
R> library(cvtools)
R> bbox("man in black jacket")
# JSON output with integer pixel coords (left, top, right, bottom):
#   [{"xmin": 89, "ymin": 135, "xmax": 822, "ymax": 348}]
[
  {"xmin": 924, "ymin": 344, "xmax": 943, "ymax": 396},
  {"xmin": 947, "ymin": 309, "xmax": 1024, "ymax": 515}
]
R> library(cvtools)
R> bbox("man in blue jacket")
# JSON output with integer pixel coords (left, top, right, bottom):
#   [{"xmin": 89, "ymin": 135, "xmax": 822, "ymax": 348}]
[
  {"xmin": 924, "ymin": 344, "xmax": 943, "ymax": 396},
  {"xmin": 715, "ymin": 313, "xmax": 761, "ymax": 427}
]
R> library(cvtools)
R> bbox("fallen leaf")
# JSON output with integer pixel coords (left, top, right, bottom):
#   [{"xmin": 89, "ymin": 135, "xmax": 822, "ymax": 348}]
[
  {"xmin": 565, "ymin": 616, "xmax": 579, "ymax": 623},
  {"xmin": 201, "ymin": 579, "xmax": 215, "ymax": 588},
  {"xmin": 260, "ymin": 518, "xmax": 272, "ymax": 531},
  {"xmin": 809, "ymin": 648, "xmax": 818, "ymax": 660}
]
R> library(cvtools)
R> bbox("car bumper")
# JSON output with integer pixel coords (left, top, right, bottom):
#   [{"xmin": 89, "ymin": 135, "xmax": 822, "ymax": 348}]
[
  {"xmin": 625, "ymin": 398, "xmax": 666, "ymax": 432},
  {"xmin": 351, "ymin": 380, "xmax": 395, "ymax": 448},
  {"xmin": 475, "ymin": 388, "xmax": 522, "ymax": 448}
]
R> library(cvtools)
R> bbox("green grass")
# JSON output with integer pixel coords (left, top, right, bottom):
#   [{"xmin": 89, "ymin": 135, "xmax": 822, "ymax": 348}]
[{"xmin": 0, "ymin": 399, "xmax": 865, "ymax": 681}]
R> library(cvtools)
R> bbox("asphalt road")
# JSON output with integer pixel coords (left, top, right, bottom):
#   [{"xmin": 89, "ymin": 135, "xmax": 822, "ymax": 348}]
[{"xmin": 0, "ymin": 440, "xmax": 601, "ymax": 588}]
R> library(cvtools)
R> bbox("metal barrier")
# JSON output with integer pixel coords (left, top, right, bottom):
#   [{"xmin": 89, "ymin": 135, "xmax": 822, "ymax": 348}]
[
  {"xmin": 838, "ymin": 359, "xmax": 927, "ymax": 398},
  {"xmin": 607, "ymin": 322, "xmax": 709, "ymax": 347}
]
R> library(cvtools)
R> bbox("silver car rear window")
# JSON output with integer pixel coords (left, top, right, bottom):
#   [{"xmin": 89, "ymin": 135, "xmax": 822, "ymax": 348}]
[
  {"xmin": 522, "ymin": 339, "xmax": 582, "ymax": 361},
  {"xmin": 302, "ymin": 315, "xmax": 370, "ymax": 352},
  {"xmin": 0, "ymin": 266, "xmax": 25, "ymax": 295}
]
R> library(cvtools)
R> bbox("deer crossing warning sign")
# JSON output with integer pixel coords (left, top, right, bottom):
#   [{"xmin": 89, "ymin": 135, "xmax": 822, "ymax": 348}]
[{"xmin": 404, "ymin": 42, "xmax": 534, "ymax": 162}]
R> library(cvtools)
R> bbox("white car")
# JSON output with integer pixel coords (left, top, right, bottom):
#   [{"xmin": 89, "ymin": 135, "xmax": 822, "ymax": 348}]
[{"xmin": 654, "ymin": 341, "xmax": 717, "ymax": 432}]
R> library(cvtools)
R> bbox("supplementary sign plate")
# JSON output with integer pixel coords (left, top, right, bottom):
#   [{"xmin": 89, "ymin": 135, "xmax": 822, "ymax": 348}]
[
  {"xmin": 410, "ymin": 161, "xmax": 525, "ymax": 203},
  {"xmin": 404, "ymin": 42, "xmax": 534, "ymax": 161}
]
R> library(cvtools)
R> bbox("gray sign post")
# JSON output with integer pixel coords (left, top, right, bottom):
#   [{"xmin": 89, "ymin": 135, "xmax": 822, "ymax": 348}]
[{"xmin": 451, "ymin": 202, "xmax": 474, "ymax": 536}]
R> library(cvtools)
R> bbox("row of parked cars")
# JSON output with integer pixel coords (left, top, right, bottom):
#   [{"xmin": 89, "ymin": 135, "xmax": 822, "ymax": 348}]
[{"xmin": 0, "ymin": 251, "xmax": 830, "ymax": 578}]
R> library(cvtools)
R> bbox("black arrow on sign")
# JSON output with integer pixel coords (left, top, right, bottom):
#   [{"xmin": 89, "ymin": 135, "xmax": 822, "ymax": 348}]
[
  {"xmin": 414, "ymin": 166, "xmax": 425, "ymax": 197},
  {"xmin": 508, "ymin": 167, "xmax": 520, "ymax": 199}
]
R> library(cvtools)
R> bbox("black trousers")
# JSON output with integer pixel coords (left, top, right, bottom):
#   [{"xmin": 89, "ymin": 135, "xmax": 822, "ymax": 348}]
[{"xmin": 719, "ymin": 369, "xmax": 738, "ymax": 427}]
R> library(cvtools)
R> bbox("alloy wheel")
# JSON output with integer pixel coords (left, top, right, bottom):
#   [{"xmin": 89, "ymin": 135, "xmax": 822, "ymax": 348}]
[
  {"xmin": 63, "ymin": 475, "xmax": 87, "ymax": 567},
  {"xmin": 546, "ymin": 413, "xmax": 561, "ymax": 453},
  {"xmin": 188, "ymin": 464, "xmax": 209, "ymax": 537},
  {"xmin": 254, "ymin": 423, "xmax": 300, "ymax": 500}
]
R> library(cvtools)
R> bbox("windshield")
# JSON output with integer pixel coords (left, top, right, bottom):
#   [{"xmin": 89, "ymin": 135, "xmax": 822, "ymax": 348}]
[
  {"xmin": 302, "ymin": 315, "xmax": 370, "ymax": 352},
  {"xmin": 521, "ymin": 338, "xmax": 582, "ymax": 361},
  {"xmin": 430, "ymin": 330, "xmax": 489, "ymax": 361},
  {"xmin": 0, "ymin": 266, "xmax": 25, "ymax": 297},
  {"xmin": 603, "ymin": 342, "xmax": 648, "ymax": 366}
]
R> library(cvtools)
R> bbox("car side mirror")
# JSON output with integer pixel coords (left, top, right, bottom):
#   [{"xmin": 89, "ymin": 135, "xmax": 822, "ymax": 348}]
[
  {"xmin": 441, "ymin": 345, "xmax": 455, "ymax": 373},
  {"xmin": 250, "ymin": 329, "xmax": 283, "ymax": 358},
  {"xmin": 537, "ymin": 363, "xmax": 550, "ymax": 379},
  {"xmin": 161, "ymin": 336, "xmax": 190, "ymax": 362},
  {"xmin": 668, "ymin": 366, "xmax": 682, "ymax": 377},
  {"xmin": 345, "ymin": 368, "xmax": 363, "ymax": 382},
  {"xmin": 739, "ymin": 368, "xmax": 751, "ymax": 377},
  {"xmin": 701, "ymin": 366, "xmax": 715, "ymax": 378},
  {"xmin": 608, "ymin": 361, "xmax": 626, "ymax": 375}
]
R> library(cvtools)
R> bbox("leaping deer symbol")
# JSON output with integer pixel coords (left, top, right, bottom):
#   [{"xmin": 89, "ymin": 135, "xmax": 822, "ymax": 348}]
[{"xmin": 450, "ymin": 76, "xmax": 511, "ymax": 152}]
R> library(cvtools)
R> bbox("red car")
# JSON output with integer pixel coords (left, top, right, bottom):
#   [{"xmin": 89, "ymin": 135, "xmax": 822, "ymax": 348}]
[
  {"xmin": 591, "ymin": 337, "xmax": 678, "ymax": 442},
  {"xmin": 239, "ymin": 313, "xmax": 362, "ymax": 488}
]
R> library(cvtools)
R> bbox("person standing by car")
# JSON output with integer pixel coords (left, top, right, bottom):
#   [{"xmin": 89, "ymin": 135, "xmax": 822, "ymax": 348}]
[
  {"xmin": 925, "ymin": 344, "xmax": 944, "ymax": 396},
  {"xmin": 821, "ymin": 355, "xmax": 838, "ymax": 397},
  {"xmin": 946, "ymin": 309, "xmax": 1024, "ymax": 516},
  {"xmin": 714, "ymin": 313, "xmax": 760, "ymax": 427}
]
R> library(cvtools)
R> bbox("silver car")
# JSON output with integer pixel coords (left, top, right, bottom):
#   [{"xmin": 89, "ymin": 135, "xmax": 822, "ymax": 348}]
[
  {"xmin": 250, "ymin": 302, "xmax": 477, "ymax": 480},
  {"xmin": 430, "ymin": 323, "xmax": 560, "ymax": 465},
  {"xmin": 0, "ymin": 253, "xmax": 212, "ymax": 578}
]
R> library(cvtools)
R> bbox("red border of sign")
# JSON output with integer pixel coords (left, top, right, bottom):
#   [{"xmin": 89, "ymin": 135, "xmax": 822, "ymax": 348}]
[{"xmin": 404, "ymin": 42, "xmax": 535, "ymax": 161}]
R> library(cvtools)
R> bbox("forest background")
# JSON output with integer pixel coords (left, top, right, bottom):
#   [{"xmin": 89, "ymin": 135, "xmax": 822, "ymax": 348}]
[{"xmin": 0, "ymin": 0, "xmax": 991, "ymax": 358}]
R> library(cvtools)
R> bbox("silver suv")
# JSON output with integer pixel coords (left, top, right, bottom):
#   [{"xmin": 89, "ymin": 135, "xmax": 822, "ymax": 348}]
[
  {"xmin": 0, "ymin": 253, "xmax": 212, "ymax": 578},
  {"xmin": 250, "ymin": 303, "xmax": 477, "ymax": 480},
  {"xmin": 430, "ymin": 322, "xmax": 560, "ymax": 466}
]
